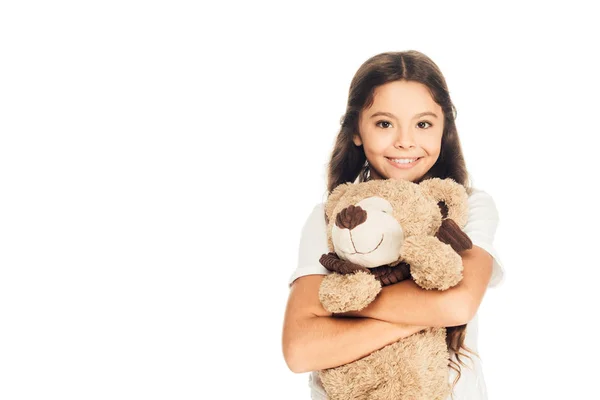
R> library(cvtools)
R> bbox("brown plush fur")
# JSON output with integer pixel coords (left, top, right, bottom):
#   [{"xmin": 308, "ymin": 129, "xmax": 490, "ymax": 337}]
[
  {"xmin": 317, "ymin": 178, "xmax": 472, "ymax": 400},
  {"xmin": 319, "ymin": 328, "xmax": 451, "ymax": 400},
  {"xmin": 319, "ymin": 270, "xmax": 382, "ymax": 314},
  {"xmin": 320, "ymin": 252, "xmax": 412, "ymax": 286}
]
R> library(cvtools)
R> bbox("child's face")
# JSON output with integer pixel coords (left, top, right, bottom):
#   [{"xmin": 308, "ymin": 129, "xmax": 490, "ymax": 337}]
[{"xmin": 354, "ymin": 80, "xmax": 444, "ymax": 182}]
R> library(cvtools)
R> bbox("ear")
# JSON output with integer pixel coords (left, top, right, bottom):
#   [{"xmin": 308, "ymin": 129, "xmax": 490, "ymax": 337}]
[
  {"xmin": 435, "ymin": 219, "xmax": 473, "ymax": 253},
  {"xmin": 352, "ymin": 133, "xmax": 363, "ymax": 146},
  {"xmin": 418, "ymin": 177, "xmax": 469, "ymax": 228},
  {"xmin": 324, "ymin": 183, "xmax": 352, "ymax": 225}
]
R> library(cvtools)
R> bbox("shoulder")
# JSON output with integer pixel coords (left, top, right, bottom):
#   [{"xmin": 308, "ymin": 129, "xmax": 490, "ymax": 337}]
[
  {"xmin": 289, "ymin": 202, "xmax": 331, "ymax": 287},
  {"xmin": 465, "ymin": 188, "xmax": 505, "ymax": 288},
  {"xmin": 304, "ymin": 202, "xmax": 326, "ymax": 226},
  {"xmin": 467, "ymin": 188, "xmax": 499, "ymax": 220},
  {"xmin": 468, "ymin": 187, "xmax": 494, "ymax": 201},
  {"xmin": 298, "ymin": 202, "xmax": 328, "ymax": 243},
  {"xmin": 463, "ymin": 187, "xmax": 501, "ymax": 242}
]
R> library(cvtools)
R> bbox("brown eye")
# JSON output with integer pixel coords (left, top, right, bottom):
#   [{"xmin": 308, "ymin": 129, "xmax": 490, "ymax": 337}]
[
  {"xmin": 376, "ymin": 120, "xmax": 392, "ymax": 129},
  {"xmin": 417, "ymin": 121, "xmax": 432, "ymax": 129}
]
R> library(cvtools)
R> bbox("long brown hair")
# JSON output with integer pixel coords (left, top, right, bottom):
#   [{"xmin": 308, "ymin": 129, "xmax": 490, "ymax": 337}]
[{"xmin": 325, "ymin": 50, "xmax": 476, "ymax": 393}]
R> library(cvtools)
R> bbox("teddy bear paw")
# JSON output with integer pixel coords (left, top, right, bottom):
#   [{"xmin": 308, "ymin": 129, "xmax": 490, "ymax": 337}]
[{"xmin": 319, "ymin": 271, "xmax": 382, "ymax": 313}]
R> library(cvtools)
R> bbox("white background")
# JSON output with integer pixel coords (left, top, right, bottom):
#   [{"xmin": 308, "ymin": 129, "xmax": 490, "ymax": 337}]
[{"xmin": 1, "ymin": 1, "xmax": 599, "ymax": 399}]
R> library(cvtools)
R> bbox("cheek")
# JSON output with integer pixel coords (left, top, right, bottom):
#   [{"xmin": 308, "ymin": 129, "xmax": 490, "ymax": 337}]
[
  {"xmin": 422, "ymin": 135, "xmax": 443, "ymax": 154},
  {"xmin": 362, "ymin": 135, "xmax": 390, "ymax": 154}
]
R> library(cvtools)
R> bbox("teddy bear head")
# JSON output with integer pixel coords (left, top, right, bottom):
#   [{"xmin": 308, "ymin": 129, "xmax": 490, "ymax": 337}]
[{"xmin": 323, "ymin": 177, "xmax": 470, "ymax": 270}]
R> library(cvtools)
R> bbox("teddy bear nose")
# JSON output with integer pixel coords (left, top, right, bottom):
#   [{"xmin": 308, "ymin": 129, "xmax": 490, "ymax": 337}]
[{"xmin": 335, "ymin": 205, "xmax": 367, "ymax": 230}]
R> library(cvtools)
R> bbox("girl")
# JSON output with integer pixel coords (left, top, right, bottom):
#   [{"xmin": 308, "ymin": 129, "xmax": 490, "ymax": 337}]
[{"xmin": 282, "ymin": 50, "xmax": 504, "ymax": 400}]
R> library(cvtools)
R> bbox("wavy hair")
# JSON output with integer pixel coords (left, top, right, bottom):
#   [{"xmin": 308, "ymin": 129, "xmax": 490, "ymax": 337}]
[{"xmin": 325, "ymin": 50, "xmax": 476, "ymax": 395}]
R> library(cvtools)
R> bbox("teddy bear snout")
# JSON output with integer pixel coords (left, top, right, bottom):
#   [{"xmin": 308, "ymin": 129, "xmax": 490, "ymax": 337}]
[{"xmin": 335, "ymin": 205, "xmax": 367, "ymax": 231}]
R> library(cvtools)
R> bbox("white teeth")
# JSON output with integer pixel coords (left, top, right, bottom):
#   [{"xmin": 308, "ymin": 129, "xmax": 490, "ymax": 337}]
[{"xmin": 391, "ymin": 158, "xmax": 418, "ymax": 164}]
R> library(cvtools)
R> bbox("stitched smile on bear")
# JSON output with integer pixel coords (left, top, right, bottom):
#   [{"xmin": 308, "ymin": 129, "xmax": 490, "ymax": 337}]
[{"xmin": 347, "ymin": 233, "xmax": 384, "ymax": 255}]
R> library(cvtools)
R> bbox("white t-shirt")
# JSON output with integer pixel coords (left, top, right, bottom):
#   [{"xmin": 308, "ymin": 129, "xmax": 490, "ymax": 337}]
[{"xmin": 288, "ymin": 188, "xmax": 505, "ymax": 400}]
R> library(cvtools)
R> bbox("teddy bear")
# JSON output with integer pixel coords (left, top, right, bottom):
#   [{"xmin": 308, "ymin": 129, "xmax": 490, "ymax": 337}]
[{"xmin": 316, "ymin": 177, "xmax": 473, "ymax": 400}]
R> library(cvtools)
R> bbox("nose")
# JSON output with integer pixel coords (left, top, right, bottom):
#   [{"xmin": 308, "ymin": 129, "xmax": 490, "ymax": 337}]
[
  {"xmin": 394, "ymin": 128, "xmax": 416, "ymax": 149},
  {"xmin": 335, "ymin": 205, "xmax": 367, "ymax": 230}
]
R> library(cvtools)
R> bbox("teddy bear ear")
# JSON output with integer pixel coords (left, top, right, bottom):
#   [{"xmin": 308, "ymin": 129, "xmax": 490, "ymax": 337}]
[
  {"xmin": 324, "ymin": 183, "xmax": 352, "ymax": 225},
  {"xmin": 437, "ymin": 200, "xmax": 449, "ymax": 219},
  {"xmin": 435, "ymin": 218, "xmax": 473, "ymax": 253},
  {"xmin": 418, "ymin": 177, "xmax": 469, "ymax": 227}
]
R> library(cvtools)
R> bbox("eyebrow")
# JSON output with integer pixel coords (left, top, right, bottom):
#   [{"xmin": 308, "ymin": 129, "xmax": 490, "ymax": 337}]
[{"xmin": 369, "ymin": 111, "xmax": 439, "ymax": 120}]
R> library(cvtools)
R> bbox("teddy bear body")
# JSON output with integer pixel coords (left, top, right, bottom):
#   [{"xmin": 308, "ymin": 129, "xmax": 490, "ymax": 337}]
[
  {"xmin": 319, "ymin": 327, "xmax": 450, "ymax": 400},
  {"xmin": 316, "ymin": 178, "xmax": 472, "ymax": 400}
]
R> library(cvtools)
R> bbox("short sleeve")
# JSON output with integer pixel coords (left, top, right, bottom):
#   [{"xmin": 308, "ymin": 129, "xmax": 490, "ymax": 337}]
[
  {"xmin": 463, "ymin": 189, "xmax": 505, "ymax": 288},
  {"xmin": 288, "ymin": 203, "xmax": 332, "ymax": 287}
]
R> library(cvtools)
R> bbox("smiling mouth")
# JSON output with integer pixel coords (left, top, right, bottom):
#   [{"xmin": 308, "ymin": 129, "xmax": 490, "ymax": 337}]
[{"xmin": 349, "ymin": 234, "xmax": 384, "ymax": 255}]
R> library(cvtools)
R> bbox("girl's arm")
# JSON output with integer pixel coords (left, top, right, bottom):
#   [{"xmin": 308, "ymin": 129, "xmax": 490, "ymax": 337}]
[
  {"xmin": 341, "ymin": 245, "xmax": 494, "ymax": 327},
  {"xmin": 282, "ymin": 275, "xmax": 428, "ymax": 373}
]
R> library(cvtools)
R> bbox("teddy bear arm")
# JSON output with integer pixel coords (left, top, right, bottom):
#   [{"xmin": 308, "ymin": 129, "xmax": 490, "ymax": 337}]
[
  {"xmin": 402, "ymin": 236, "xmax": 463, "ymax": 290},
  {"xmin": 319, "ymin": 271, "xmax": 382, "ymax": 314}
]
